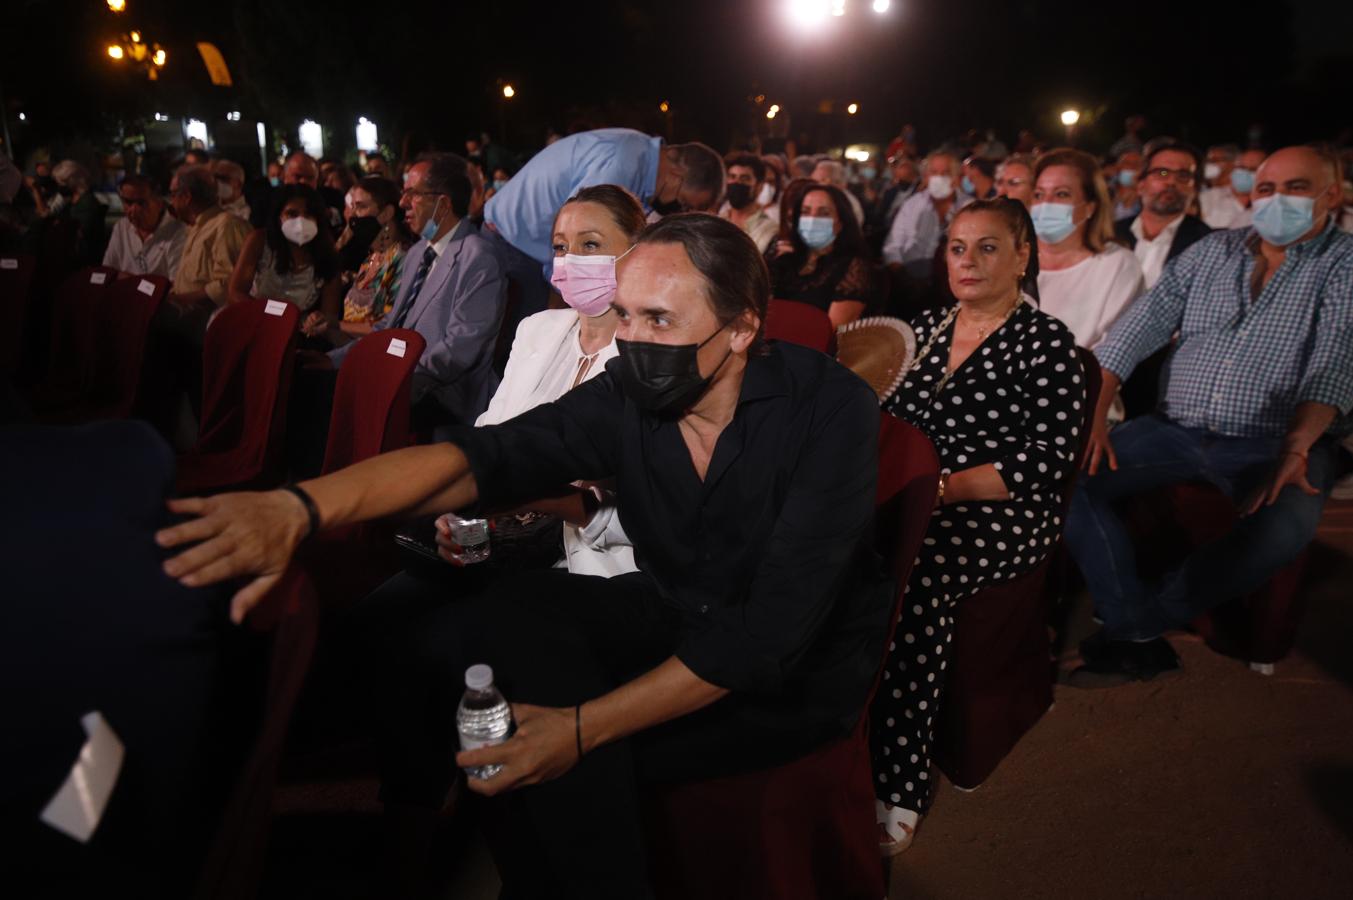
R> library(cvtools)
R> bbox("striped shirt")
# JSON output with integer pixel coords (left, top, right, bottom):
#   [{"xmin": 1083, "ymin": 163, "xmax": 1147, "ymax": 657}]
[{"xmin": 1095, "ymin": 220, "xmax": 1353, "ymax": 438}]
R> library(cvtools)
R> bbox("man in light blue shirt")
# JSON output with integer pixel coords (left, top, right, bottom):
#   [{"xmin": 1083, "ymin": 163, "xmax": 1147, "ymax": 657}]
[
  {"xmin": 881, "ymin": 150, "xmax": 972, "ymax": 283},
  {"xmin": 483, "ymin": 128, "xmax": 724, "ymax": 322}
]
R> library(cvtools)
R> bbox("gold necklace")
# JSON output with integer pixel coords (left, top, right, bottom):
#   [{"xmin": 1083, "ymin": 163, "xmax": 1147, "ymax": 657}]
[{"xmin": 920, "ymin": 292, "xmax": 1024, "ymax": 399}]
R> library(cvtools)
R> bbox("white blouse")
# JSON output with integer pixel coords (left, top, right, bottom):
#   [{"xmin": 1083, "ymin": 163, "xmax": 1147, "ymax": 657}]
[
  {"xmin": 1036, "ymin": 242, "xmax": 1144, "ymax": 349},
  {"xmin": 476, "ymin": 309, "xmax": 635, "ymax": 578}
]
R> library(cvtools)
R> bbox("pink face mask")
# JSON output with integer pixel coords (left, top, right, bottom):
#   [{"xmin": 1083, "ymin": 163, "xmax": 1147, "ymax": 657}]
[{"xmin": 550, "ymin": 249, "xmax": 630, "ymax": 318}]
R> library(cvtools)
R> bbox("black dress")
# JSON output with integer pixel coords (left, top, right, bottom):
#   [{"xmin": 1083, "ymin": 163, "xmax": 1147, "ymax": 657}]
[
  {"xmin": 870, "ymin": 300, "xmax": 1085, "ymax": 813},
  {"xmin": 768, "ymin": 250, "xmax": 877, "ymax": 313}
]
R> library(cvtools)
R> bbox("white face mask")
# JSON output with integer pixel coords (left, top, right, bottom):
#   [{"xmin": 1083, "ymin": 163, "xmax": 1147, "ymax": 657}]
[
  {"xmin": 756, "ymin": 182, "xmax": 776, "ymax": 207},
  {"xmin": 281, "ymin": 216, "xmax": 319, "ymax": 246},
  {"xmin": 927, "ymin": 174, "xmax": 955, "ymax": 200},
  {"xmin": 217, "ymin": 182, "xmax": 237, "ymax": 202},
  {"xmin": 1204, "ymin": 162, "xmax": 1223, "ymax": 181}
]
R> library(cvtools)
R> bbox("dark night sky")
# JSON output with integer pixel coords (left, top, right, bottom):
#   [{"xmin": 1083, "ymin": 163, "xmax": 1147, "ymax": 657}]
[{"xmin": 4, "ymin": 0, "xmax": 1351, "ymax": 168}]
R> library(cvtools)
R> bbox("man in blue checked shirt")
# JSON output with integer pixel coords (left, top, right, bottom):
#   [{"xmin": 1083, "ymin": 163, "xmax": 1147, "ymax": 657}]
[{"xmin": 1066, "ymin": 146, "xmax": 1353, "ymax": 685}]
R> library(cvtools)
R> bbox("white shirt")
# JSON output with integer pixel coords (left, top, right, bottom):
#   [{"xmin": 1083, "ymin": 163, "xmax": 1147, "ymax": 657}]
[
  {"xmin": 1199, "ymin": 186, "xmax": 1252, "ymax": 230},
  {"xmin": 1130, "ymin": 214, "xmax": 1185, "ymax": 289},
  {"xmin": 1037, "ymin": 242, "xmax": 1144, "ymax": 349},
  {"xmin": 101, "ymin": 211, "xmax": 187, "ymax": 280},
  {"xmin": 222, "ymin": 195, "xmax": 251, "ymax": 222},
  {"xmin": 719, "ymin": 202, "xmax": 779, "ymax": 253},
  {"xmin": 844, "ymin": 189, "xmax": 866, "ymax": 227},
  {"xmin": 476, "ymin": 309, "xmax": 635, "ymax": 578}
]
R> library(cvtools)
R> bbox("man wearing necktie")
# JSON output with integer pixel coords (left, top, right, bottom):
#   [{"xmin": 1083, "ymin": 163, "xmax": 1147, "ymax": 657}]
[{"xmin": 328, "ymin": 153, "xmax": 507, "ymax": 429}]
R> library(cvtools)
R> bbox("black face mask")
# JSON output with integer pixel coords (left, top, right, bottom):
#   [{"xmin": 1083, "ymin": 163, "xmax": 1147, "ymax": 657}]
[
  {"xmin": 615, "ymin": 323, "xmax": 731, "ymax": 416},
  {"xmin": 895, "ymin": 180, "xmax": 917, "ymax": 194},
  {"xmin": 340, "ymin": 215, "xmax": 382, "ymax": 271},
  {"xmin": 725, "ymin": 183, "xmax": 753, "ymax": 210},
  {"xmin": 650, "ymin": 197, "xmax": 684, "ymax": 218}
]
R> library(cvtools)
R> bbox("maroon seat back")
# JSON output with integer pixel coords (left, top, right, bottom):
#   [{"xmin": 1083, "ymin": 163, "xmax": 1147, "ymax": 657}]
[
  {"xmin": 321, "ymin": 329, "xmax": 426, "ymax": 473},
  {"xmin": 0, "ymin": 253, "xmax": 37, "ymax": 376},
  {"xmin": 195, "ymin": 564, "xmax": 320, "ymax": 900},
  {"xmin": 1163, "ymin": 486, "xmax": 1307, "ymax": 665},
  {"xmin": 177, "ymin": 299, "xmax": 299, "ymax": 494},
  {"xmin": 645, "ymin": 415, "xmax": 939, "ymax": 900},
  {"xmin": 934, "ymin": 345, "xmax": 1102, "ymax": 789},
  {"xmin": 34, "ymin": 266, "xmax": 117, "ymax": 403},
  {"xmin": 764, "ymin": 298, "xmax": 836, "ymax": 354},
  {"xmin": 88, "ymin": 274, "xmax": 169, "ymax": 418}
]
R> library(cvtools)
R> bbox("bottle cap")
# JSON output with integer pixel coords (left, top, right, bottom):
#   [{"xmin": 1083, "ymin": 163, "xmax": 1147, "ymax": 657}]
[{"xmin": 465, "ymin": 664, "xmax": 494, "ymax": 691}]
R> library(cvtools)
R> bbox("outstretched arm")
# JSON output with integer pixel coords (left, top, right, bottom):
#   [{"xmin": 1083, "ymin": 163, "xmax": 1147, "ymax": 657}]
[{"xmin": 155, "ymin": 443, "xmax": 479, "ymax": 622}]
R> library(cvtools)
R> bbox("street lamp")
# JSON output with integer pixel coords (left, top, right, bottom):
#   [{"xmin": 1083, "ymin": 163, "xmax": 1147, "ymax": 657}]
[
  {"xmin": 767, "ymin": 104, "xmax": 780, "ymax": 120},
  {"xmin": 107, "ymin": 0, "xmax": 126, "ymax": 11},
  {"xmin": 659, "ymin": 101, "xmax": 670, "ymax": 113},
  {"xmin": 107, "ymin": 44, "xmax": 124, "ymax": 59},
  {"xmin": 1060, "ymin": 108, "xmax": 1080, "ymax": 146},
  {"xmin": 502, "ymin": 84, "xmax": 515, "ymax": 99},
  {"xmin": 847, "ymin": 102, "xmax": 859, "ymax": 115}
]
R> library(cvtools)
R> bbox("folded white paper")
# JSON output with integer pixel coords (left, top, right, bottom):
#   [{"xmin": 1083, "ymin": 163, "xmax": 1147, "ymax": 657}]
[
  {"xmin": 264, "ymin": 299, "xmax": 288, "ymax": 317},
  {"xmin": 138, "ymin": 279, "xmax": 155, "ymax": 295},
  {"xmin": 40, "ymin": 712, "xmax": 125, "ymax": 844},
  {"xmin": 90, "ymin": 272, "xmax": 107, "ymax": 284},
  {"xmin": 387, "ymin": 338, "xmax": 407, "ymax": 358}
]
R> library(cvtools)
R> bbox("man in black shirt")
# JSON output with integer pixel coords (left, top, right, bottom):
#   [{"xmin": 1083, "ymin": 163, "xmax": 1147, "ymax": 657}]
[{"xmin": 157, "ymin": 214, "xmax": 889, "ymax": 897}]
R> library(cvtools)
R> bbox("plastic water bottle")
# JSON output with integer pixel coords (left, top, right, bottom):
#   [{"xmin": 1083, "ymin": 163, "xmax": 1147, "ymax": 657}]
[
  {"xmin": 443, "ymin": 514, "xmax": 491, "ymax": 564},
  {"xmin": 456, "ymin": 664, "xmax": 513, "ymax": 780}
]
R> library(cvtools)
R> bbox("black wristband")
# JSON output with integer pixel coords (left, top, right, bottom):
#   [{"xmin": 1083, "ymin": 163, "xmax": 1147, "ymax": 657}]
[
  {"xmin": 575, "ymin": 703, "xmax": 584, "ymax": 762},
  {"xmin": 281, "ymin": 483, "xmax": 321, "ymax": 539}
]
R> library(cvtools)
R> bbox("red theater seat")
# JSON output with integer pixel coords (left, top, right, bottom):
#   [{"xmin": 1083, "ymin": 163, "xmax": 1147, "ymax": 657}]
[
  {"xmin": 28, "ymin": 266, "xmax": 117, "ymax": 411},
  {"xmin": 0, "ymin": 253, "xmax": 37, "ymax": 377},
  {"xmin": 177, "ymin": 299, "xmax": 299, "ymax": 495},
  {"xmin": 764, "ymin": 298, "xmax": 836, "ymax": 354},
  {"xmin": 934, "ymin": 346, "xmax": 1102, "ymax": 790}
]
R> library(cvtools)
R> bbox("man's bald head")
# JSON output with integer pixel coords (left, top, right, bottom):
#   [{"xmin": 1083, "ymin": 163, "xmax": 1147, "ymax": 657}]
[{"xmin": 1256, "ymin": 146, "xmax": 1339, "ymax": 192}]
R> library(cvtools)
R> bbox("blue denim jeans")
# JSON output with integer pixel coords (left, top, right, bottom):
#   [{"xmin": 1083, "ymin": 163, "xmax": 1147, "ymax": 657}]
[{"xmin": 1065, "ymin": 415, "xmax": 1341, "ymax": 640}]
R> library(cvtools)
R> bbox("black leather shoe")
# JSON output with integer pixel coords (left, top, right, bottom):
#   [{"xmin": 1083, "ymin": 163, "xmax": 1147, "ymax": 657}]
[{"xmin": 1067, "ymin": 636, "xmax": 1181, "ymax": 689}]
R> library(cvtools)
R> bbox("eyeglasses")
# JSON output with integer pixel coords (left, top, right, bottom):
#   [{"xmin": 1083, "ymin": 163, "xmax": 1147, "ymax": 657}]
[{"xmin": 1146, "ymin": 167, "xmax": 1196, "ymax": 185}]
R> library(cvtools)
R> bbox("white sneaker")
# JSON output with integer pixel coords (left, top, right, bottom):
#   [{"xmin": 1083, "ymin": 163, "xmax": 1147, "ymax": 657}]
[{"xmin": 876, "ymin": 800, "xmax": 921, "ymax": 856}]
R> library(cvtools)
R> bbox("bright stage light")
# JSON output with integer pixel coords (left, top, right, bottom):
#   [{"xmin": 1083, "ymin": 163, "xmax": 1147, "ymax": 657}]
[
  {"xmin": 786, "ymin": 0, "xmax": 830, "ymax": 29},
  {"xmin": 767, "ymin": 104, "xmax": 781, "ymax": 120},
  {"xmin": 831, "ymin": 0, "xmax": 846, "ymax": 16},
  {"xmin": 107, "ymin": 44, "xmax": 124, "ymax": 59},
  {"xmin": 873, "ymin": 0, "xmax": 891, "ymax": 12},
  {"xmin": 502, "ymin": 84, "xmax": 516, "ymax": 99},
  {"xmin": 1060, "ymin": 109, "xmax": 1080, "ymax": 126},
  {"xmin": 847, "ymin": 102, "xmax": 859, "ymax": 115}
]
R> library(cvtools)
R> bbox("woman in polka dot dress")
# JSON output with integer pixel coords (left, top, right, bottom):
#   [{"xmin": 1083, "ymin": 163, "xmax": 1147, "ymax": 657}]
[{"xmin": 871, "ymin": 199, "xmax": 1086, "ymax": 853}]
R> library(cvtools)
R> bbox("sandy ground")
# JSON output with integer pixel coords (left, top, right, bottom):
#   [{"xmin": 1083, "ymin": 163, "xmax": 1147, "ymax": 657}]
[{"xmin": 262, "ymin": 504, "xmax": 1353, "ymax": 899}]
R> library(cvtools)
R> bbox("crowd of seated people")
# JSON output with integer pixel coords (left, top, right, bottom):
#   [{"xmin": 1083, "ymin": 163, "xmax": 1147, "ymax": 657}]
[{"xmin": 4, "ymin": 115, "xmax": 1353, "ymax": 898}]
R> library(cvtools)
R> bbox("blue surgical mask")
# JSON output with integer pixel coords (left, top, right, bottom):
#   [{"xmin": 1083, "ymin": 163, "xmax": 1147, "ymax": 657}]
[
  {"xmin": 797, "ymin": 214, "xmax": 836, "ymax": 250},
  {"xmin": 268, "ymin": 176, "xmax": 281, "ymax": 188},
  {"xmin": 420, "ymin": 197, "xmax": 444, "ymax": 242},
  {"xmin": 1251, "ymin": 193, "xmax": 1317, "ymax": 246},
  {"xmin": 492, "ymin": 179, "xmax": 508, "ymax": 192},
  {"xmin": 1030, "ymin": 202, "xmax": 1079, "ymax": 244},
  {"xmin": 1117, "ymin": 170, "xmax": 1137, "ymax": 188},
  {"xmin": 1230, "ymin": 168, "xmax": 1255, "ymax": 194},
  {"xmin": 862, "ymin": 167, "xmax": 877, "ymax": 181},
  {"xmin": 961, "ymin": 175, "xmax": 976, "ymax": 195}
]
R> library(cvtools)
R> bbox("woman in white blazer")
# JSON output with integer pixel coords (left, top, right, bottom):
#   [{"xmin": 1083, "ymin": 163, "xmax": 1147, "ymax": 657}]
[{"xmin": 474, "ymin": 185, "xmax": 648, "ymax": 577}]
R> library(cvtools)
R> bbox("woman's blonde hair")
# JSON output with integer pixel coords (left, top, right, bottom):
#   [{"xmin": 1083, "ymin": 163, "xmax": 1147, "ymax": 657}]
[{"xmin": 1033, "ymin": 148, "xmax": 1115, "ymax": 253}]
